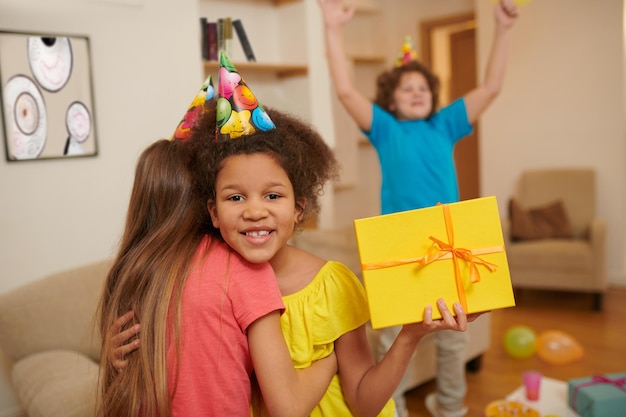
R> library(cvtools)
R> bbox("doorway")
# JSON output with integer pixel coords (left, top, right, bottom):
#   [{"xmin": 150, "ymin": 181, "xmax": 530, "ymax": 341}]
[{"xmin": 420, "ymin": 13, "xmax": 479, "ymax": 201}]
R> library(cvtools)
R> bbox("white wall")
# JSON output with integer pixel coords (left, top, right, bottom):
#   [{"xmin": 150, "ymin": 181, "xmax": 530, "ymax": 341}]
[
  {"xmin": 475, "ymin": 0, "xmax": 626, "ymax": 286},
  {"xmin": 0, "ymin": 0, "xmax": 202, "ymax": 413}
]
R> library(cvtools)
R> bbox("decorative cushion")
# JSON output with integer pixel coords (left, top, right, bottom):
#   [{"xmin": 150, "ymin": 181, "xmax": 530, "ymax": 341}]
[
  {"xmin": 12, "ymin": 350, "xmax": 99, "ymax": 417},
  {"xmin": 509, "ymin": 199, "xmax": 572, "ymax": 241}
]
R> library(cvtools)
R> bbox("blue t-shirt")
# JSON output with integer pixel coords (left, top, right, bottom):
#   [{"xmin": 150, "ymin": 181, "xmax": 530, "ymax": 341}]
[{"xmin": 365, "ymin": 98, "xmax": 473, "ymax": 214}]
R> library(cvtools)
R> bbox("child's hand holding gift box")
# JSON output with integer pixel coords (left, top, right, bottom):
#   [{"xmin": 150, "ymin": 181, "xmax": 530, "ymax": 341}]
[{"xmin": 354, "ymin": 196, "xmax": 516, "ymax": 329}]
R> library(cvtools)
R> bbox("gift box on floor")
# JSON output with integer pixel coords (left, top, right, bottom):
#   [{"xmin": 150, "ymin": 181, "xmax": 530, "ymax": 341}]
[
  {"xmin": 353, "ymin": 196, "xmax": 515, "ymax": 329},
  {"xmin": 568, "ymin": 373, "xmax": 626, "ymax": 417}
]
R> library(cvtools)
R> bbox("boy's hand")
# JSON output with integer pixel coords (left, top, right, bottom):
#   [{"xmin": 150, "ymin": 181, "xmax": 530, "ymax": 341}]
[
  {"xmin": 495, "ymin": 0, "xmax": 519, "ymax": 29},
  {"xmin": 318, "ymin": 0, "xmax": 356, "ymax": 28},
  {"xmin": 106, "ymin": 310, "xmax": 141, "ymax": 370}
]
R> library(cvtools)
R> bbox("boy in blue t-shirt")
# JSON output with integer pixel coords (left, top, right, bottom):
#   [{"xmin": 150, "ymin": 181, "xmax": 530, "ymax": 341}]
[{"xmin": 318, "ymin": 0, "xmax": 520, "ymax": 416}]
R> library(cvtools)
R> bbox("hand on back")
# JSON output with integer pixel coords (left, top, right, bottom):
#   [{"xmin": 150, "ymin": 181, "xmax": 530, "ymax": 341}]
[{"xmin": 106, "ymin": 310, "xmax": 141, "ymax": 370}]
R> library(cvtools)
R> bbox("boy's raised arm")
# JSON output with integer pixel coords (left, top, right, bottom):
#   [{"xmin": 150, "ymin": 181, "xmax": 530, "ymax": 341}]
[
  {"xmin": 318, "ymin": 0, "xmax": 373, "ymax": 131},
  {"xmin": 464, "ymin": 0, "xmax": 519, "ymax": 123}
]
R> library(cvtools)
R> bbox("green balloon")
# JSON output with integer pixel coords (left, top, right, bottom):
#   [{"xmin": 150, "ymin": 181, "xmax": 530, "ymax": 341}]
[{"xmin": 503, "ymin": 325, "xmax": 537, "ymax": 359}]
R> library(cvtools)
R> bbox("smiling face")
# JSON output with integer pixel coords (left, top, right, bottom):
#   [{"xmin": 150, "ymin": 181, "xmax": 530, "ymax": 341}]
[
  {"xmin": 208, "ymin": 153, "xmax": 305, "ymax": 265},
  {"xmin": 390, "ymin": 71, "xmax": 433, "ymax": 121}
]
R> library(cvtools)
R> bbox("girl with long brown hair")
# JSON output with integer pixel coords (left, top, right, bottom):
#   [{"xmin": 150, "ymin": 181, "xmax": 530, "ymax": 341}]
[{"xmin": 97, "ymin": 138, "xmax": 336, "ymax": 417}]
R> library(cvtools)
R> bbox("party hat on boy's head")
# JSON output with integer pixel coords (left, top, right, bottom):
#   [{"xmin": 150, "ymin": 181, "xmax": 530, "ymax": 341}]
[
  {"xmin": 395, "ymin": 35, "xmax": 418, "ymax": 67},
  {"xmin": 215, "ymin": 51, "xmax": 275, "ymax": 141},
  {"xmin": 170, "ymin": 75, "xmax": 215, "ymax": 141}
]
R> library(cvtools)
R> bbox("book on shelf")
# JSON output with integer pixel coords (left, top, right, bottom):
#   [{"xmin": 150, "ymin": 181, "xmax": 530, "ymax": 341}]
[
  {"xmin": 217, "ymin": 18, "xmax": 224, "ymax": 55},
  {"xmin": 199, "ymin": 17, "xmax": 208, "ymax": 60},
  {"xmin": 201, "ymin": 17, "xmax": 254, "ymax": 63},
  {"xmin": 232, "ymin": 19, "xmax": 256, "ymax": 62},
  {"xmin": 207, "ymin": 21, "xmax": 218, "ymax": 61},
  {"xmin": 223, "ymin": 17, "xmax": 233, "ymax": 57}
]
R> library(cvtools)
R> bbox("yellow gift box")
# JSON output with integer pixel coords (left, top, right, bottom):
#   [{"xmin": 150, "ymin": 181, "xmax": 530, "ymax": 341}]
[{"xmin": 353, "ymin": 196, "xmax": 515, "ymax": 329}]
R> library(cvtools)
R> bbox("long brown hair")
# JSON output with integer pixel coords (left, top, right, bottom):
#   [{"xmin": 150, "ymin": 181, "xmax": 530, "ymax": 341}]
[{"xmin": 97, "ymin": 139, "xmax": 210, "ymax": 417}]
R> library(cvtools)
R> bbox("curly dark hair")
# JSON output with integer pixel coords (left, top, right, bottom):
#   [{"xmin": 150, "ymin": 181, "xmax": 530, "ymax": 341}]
[
  {"xmin": 374, "ymin": 61, "xmax": 441, "ymax": 119},
  {"xmin": 188, "ymin": 106, "xmax": 339, "ymax": 231}
]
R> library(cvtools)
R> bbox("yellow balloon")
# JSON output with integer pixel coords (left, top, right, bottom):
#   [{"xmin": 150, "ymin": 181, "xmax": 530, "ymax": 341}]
[{"xmin": 536, "ymin": 330, "xmax": 584, "ymax": 365}]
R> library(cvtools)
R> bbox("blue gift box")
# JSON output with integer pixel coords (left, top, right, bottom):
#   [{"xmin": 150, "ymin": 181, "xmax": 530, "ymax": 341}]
[{"xmin": 567, "ymin": 373, "xmax": 626, "ymax": 417}]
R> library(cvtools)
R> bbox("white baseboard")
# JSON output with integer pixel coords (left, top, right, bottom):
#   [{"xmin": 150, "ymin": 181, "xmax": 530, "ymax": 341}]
[{"xmin": 0, "ymin": 406, "xmax": 26, "ymax": 417}]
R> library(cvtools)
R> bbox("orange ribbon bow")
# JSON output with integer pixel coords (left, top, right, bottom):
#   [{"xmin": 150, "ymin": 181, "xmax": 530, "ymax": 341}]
[{"xmin": 361, "ymin": 203, "xmax": 503, "ymax": 312}]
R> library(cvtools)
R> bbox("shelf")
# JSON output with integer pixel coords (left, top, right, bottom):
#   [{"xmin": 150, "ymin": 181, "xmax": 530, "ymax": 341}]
[
  {"xmin": 358, "ymin": 136, "xmax": 371, "ymax": 147},
  {"xmin": 350, "ymin": 54, "xmax": 386, "ymax": 64},
  {"xmin": 334, "ymin": 182, "xmax": 357, "ymax": 192},
  {"xmin": 203, "ymin": 60, "xmax": 307, "ymax": 79}
]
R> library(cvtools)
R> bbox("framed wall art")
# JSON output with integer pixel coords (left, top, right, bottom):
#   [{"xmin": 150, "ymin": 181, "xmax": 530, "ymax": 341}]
[{"xmin": 0, "ymin": 31, "xmax": 98, "ymax": 161}]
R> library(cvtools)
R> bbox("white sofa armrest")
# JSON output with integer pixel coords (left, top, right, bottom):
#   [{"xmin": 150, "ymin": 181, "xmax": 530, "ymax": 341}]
[{"xmin": 0, "ymin": 260, "xmax": 111, "ymax": 363}]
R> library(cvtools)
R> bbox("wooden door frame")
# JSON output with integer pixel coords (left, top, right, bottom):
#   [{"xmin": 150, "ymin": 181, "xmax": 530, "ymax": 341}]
[
  {"xmin": 419, "ymin": 12, "xmax": 480, "ymax": 201},
  {"xmin": 419, "ymin": 13, "xmax": 475, "ymax": 69}
]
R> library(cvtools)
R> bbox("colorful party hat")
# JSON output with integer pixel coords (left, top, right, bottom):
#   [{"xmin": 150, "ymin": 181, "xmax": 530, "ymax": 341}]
[
  {"xmin": 170, "ymin": 75, "xmax": 215, "ymax": 141},
  {"xmin": 395, "ymin": 35, "xmax": 418, "ymax": 67},
  {"xmin": 215, "ymin": 51, "xmax": 275, "ymax": 141}
]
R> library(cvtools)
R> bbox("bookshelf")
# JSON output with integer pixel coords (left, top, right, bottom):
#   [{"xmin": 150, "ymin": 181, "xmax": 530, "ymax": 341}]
[
  {"xmin": 199, "ymin": 1, "xmax": 310, "ymax": 75},
  {"xmin": 198, "ymin": 0, "xmax": 312, "ymax": 115},
  {"xmin": 203, "ymin": 61, "xmax": 307, "ymax": 79},
  {"xmin": 199, "ymin": 0, "xmax": 307, "ymax": 64}
]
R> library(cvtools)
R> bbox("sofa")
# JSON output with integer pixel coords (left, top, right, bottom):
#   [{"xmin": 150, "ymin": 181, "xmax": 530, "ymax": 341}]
[
  {"xmin": 289, "ymin": 227, "xmax": 491, "ymax": 393},
  {"xmin": 0, "ymin": 259, "xmax": 112, "ymax": 417},
  {"xmin": 502, "ymin": 168, "xmax": 607, "ymax": 310}
]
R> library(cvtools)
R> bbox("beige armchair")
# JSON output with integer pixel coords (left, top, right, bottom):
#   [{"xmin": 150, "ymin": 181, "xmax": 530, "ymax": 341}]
[
  {"xmin": 0, "ymin": 260, "xmax": 111, "ymax": 417},
  {"xmin": 502, "ymin": 168, "xmax": 607, "ymax": 310}
]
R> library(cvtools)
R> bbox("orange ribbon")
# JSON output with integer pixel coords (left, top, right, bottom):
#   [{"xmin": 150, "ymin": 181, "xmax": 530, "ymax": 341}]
[{"xmin": 361, "ymin": 203, "xmax": 503, "ymax": 312}]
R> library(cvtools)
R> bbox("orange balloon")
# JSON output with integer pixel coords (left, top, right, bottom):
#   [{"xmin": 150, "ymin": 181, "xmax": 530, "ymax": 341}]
[{"xmin": 536, "ymin": 330, "xmax": 584, "ymax": 365}]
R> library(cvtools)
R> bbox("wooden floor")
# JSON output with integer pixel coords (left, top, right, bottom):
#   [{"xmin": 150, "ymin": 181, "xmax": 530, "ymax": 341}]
[{"xmin": 404, "ymin": 286, "xmax": 626, "ymax": 417}]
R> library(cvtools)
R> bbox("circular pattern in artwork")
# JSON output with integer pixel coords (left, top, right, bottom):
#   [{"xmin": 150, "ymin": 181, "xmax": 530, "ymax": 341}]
[
  {"xmin": 66, "ymin": 101, "xmax": 91, "ymax": 142},
  {"xmin": 4, "ymin": 74, "xmax": 48, "ymax": 160},
  {"xmin": 14, "ymin": 91, "xmax": 40, "ymax": 135},
  {"xmin": 27, "ymin": 36, "xmax": 73, "ymax": 92}
]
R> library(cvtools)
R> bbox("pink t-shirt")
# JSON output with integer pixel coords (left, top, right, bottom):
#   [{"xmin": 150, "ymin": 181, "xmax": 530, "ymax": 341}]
[{"xmin": 167, "ymin": 235, "xmax": 283, "ymax": 416}]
